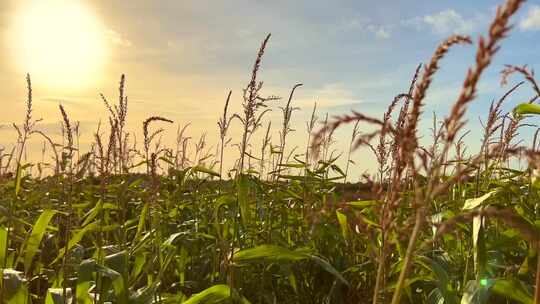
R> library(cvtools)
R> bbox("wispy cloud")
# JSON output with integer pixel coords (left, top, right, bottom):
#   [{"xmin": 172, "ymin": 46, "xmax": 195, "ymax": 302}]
[
  {"xmin": 298, "ymin": 83, "xmax": 363, "ymax": 109},
  {"xmin": 367, "ymin": 25, "xmax": 391, "ymax": 39},
  {"xmin": 338, "ymin": 17, "xmax": 391, "ymax": 39},
  {"xmin": 106, "ymin": 29, "xmax": 132, "ymax": 47},
  {"xmin": 520, "ymin": 5, "xmax": 540, "ymax": 30},
  {"xmin": 405, "ymin": 9, "xmax": 478, "ymax": 35}
]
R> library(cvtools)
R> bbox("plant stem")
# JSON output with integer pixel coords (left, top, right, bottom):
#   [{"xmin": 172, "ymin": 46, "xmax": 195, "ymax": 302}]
[
  {"xmin": 390, "ymin": 208, "xmax": 424, "ymax": 304},
  {"xmin": 372, "ymin": 240, "xmax": 385, "ymax": 304},
  {"xmin": 535, "ymin": 243, "xmax": 540, "ymax": 304}
]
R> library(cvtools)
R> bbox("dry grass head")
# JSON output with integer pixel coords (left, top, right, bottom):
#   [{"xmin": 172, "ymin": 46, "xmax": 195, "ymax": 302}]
[
  {"xmin": 235, "ymin": 33, "xmax": 281, "ymax": 172},
  {"xmin": 100, "ymin": 75, "xmax": 128, "ymax": 123},
  {"xmin": 245, "ymin": 33, "xmax": 271, "ymax": 107},
  {"xmin": 99, "ymin": 75, "xmax": 130, "ymax": 173},
  {"xmin": 14, "ymin": 74, "xmax": 41, "ymax": 153},
  {"xmin": 142, "ymin": 116, "xmax": 173, "ymax": 175},
  {"xmin": 482, "ymin": 81, "xmax": 522, "ymax": 146},
  {"xmin": 279, "ymin": 83, "xmax": 303, "ymax": 142},
  {"xmin": 30, "ymin": 130, "xmax": 60, "ymax": 174},
  {"xmin": 238, "ymin": 33, "xmax": 280, "ymax": 132},
  {"xmin": 311, "ymin": 111, "xmax": 387, "ymax": 159},
  {"xmin": 403, "ymin": 35, "xmax": 472, "ymax": 161},
  {"xmin": 501, "ymin": 64, "xmax": 540, "ymax": 100},
  {"xmin": 218, "ymin": 90, "xmax": 233, "ymax": 140},
  {"xmin": 259, "ymin": 121, "xmax": 272, "ymax": 178},
  {"xmin": 143, "ymin": 116, "xmax": 174, "ymax": 151},
  {"xmin": 194, "ymin": 132, "xmax": 213, "ymax": 166},
  {"xmin": 106, "ymin": 117, "xmax": 118, "ymax": 169},
  {"xmin": 175, "ymin": 123, "xmax": 191, "ymax": 170},
  {"xmin": 274, "ymin": 83, "xmax": 302, "ymax": 177},
  {"xmin": 445, "ymin": 0, "xmax": 525, "ymax": 142},
  {"xmin": 302, "ymin": 102, "xmax": 319, "ymax": 168},
  {"xmin": 58, "ymin": 105, "xmax": 73, "ymax": 151},
  {"xmin": 24, "ymin": 74, "xmax": 34, "ymax": 133}
]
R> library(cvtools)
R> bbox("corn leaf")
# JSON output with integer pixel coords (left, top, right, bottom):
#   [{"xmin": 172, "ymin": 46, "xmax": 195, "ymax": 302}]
[{"xmin": 23, "ymin": 209, "xmax": 57, "ymax": 273}]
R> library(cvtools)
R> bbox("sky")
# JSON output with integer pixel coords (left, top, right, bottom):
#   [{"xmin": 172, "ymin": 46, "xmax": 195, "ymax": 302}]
[{"xmin": 1, "ymin": 0, "xmax": 540, "ymax": 177}]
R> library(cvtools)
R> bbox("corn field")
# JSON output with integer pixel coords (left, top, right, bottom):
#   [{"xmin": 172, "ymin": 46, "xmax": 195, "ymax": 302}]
[{"xmin": 1, "ymin": 0, "xmax": 540, "ymax": 303}]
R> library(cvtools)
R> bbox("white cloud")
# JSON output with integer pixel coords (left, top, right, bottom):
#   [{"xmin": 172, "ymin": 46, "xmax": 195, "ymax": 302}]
[
  {"xmin": 520, "ymin": 5, "xmax": 540, "ymax": 30},
  {"xmin": 367, "ymin": 25, "xmax": 391, "ymax": 39},
  {"xmin": 298, "ymin": 83, "xmax": 363, "ymax": 108},
  {"xmin": 105, "ymin": 29, "xmax": 132, "ymax": 47},
  {"xmin": 406, "ymin": 9, "xmax": 475, "ymax": 35},
  {"xmin": 339, "ymin": 17, "xmax": 391, "ymax": 39}
]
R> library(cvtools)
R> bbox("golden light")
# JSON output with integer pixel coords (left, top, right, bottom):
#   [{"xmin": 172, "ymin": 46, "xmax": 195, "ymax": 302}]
[{"xmin": 9, "ymin": 1, "xmax": 109, "ymax": 90}]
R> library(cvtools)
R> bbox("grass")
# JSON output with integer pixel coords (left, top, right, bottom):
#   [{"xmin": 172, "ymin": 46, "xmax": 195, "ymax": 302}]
[{"xmin": 1, "ymin": 0, "xmax": 540, "ymax": 303}]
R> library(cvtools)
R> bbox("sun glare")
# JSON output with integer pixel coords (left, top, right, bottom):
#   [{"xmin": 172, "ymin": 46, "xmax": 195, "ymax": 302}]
[{"xmin": 10, "ymin": 1, "xmax": 109, "ymax": 90}]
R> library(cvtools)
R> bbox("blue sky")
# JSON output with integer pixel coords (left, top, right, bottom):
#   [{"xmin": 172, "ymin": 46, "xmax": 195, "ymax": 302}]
[{"xmin": 1, "ymin": 0, "xmax": 540, "ymax": 175}]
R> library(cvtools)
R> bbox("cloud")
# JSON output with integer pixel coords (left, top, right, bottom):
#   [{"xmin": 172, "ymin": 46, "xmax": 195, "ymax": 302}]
[
  {"xmin": 367, "ymin": 25, "xmax": 391, "ymax": 39},
  {"xmin": 299, "ymin": 83, "xmax": 363, "ymax": 109},
  {"xmin": 520, "ymin": 5, "xmax": 540, "ymax": 30},
  {"xmin": 406, "ymin": 9, "xmax": 476, "ymax": 35},
  {"xmin": 105, "ymin": 29, "xmax": 132, "ymax": 47},
  {"xmin": 339, "ymin": 17, "xmax": 391, "ymax": 39}
]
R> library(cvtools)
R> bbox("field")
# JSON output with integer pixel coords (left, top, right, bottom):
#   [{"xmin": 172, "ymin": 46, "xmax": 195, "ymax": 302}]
[{"xmin": 1, "ymin": 0, "xmax": 540, "ymax": 303}]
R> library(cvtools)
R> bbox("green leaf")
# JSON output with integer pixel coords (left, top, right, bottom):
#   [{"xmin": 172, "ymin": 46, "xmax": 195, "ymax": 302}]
[
  {"xmin": 360, "ymin": 215, "xmax": 380, "ymax": 228},
  {"xmin": 77, "ymin": 259, "xmax": 126, "ymax": 304},
  {"xmin": 135, "ymin": 202, "xmax": 149, "ymax": 241},
  {"xmin": 130, "ymin": 253, "xmax": 146, "ymax": 284},
  {"xmin": 346, "ymin": 200, "xmax": 378, "ymax": 209},
  {"xmin": 51, "ymin": 221, "xmax": 98, "ymax": 265},
  {"xmin": 419, "ymin": 256, "xmax": 458, "ymax": 303},
  {"xmin": 81, "ymin": 199, "xmax": 103, "ymax": 227},
  {"xmin": 513, "ymin": 102, "xmax": 540, "ymax": 116},
  {"xmin": 95, "ymin": 263, "xmax": 125, "ymax": 301},
  {"xmin": 233, "ymin": 245, "xmax": 309, "ymax": 264},
  {"xmin": 233, "ymin": 245, "xmax": 348, "ymax": 286},
  {"xmin": 472, "ymin": 214, "xmax": 485, "ymax": 278},
  {"xmin": 76, "ymin": 260, "xmax": 94, "ymax": 304},
  {"xmin": 183, "ymin": 284, "xmax": 251, "ymax": 304},
  {"xmin": 308, "ymin": 255, "xmax": 350, "ymax": 287},
  {"xmin": 14, "ymin": 163, "xmax": 22, "ymax": 196},
  {"xmin": 463, "ymin": 190, "xmax": 497, "ymax": 210},
  {"xmin": 163, "ymin": 232, "xmax": 183, "ymax": 247},
  {"xmin": 491, "ymin": 279, "xmax": 533, "ymax": 304},
  {"xmin": 336, "ymin": 210, "xmax": 349, "ymax": 242},
  {"xmin": 278, "ymin": 163, "xmax": 306, "ymax": 169},
  {"xmin": 105, "ymin": 250, "xmax": 128, "ymax": 275},
  {"xmin": 460, "ymin": 280, "xmax": 490, "ymax": 304},
  {"xmin": 192, "ymin": 165, "xmax": 221, "ymax": 177},
  {"xmin": 0, "ymin": 226, "xmax": 7, "ymax": 267},
  {"xmin": 129, "ymin": 283, "xmax": 158, "ymax": 304},
  {"xmin": 23, "ymin": 209, "xmax": 57, "ymax": 273},
  {"xmin": 330, "ymin": 164, "xmax": 346, "ymax": 177},
  {"xmin": 236, "ymin": 175, "xmax": 251, "ymax": 226}
]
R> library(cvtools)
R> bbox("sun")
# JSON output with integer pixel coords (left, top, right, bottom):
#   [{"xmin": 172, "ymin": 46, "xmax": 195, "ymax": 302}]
[{"xmin": 9, "ymin": 1, "xmax": 109, "ymax": 90}]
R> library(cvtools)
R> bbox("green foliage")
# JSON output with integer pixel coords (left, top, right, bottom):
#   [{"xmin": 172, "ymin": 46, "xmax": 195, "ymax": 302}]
[
  {"xmin": 513, "ymin": 102, "xmax": 540, "ymax": 116},
  {"xmin": 1, "ymin": 103, "xmax": 540, "ymax": 304},
  {"xmin": 183, "ymin": 284, "xmax": 251, "ymax": 304},
  {"xmin": 491, "ymin": 279, "xmax": 533, "ymax": 304},
  {"xmin": 23, "ymin": 209, "xmax": 57, "ymax": 273}
]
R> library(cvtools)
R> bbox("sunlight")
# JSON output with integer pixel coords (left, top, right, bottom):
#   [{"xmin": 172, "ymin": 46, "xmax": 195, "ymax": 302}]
[{"xmin": 9, "ymin": 1, "xmax": 109, "ymax": 90}]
